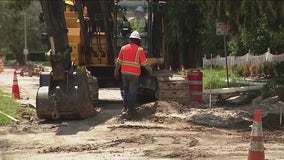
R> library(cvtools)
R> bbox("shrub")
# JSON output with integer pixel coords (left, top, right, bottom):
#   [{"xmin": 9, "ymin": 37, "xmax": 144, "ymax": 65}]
[
  {"xmin": 249, "ymin": 64, "xmax": 257, "ymax": 77},
  {"xmin": 28, "ymin": 51, "xmax": 46, "ymax": 61},
  {"xmin": 256, "ymin": 63, "xmax": 264, "ymax": 77},
  {"xmin": 262, "ymin": 77, "xmax": 284, "ymax": 101},
  {"xmin": 275, "ymin": 61, "xmax": 284, "ymax": 77},
  {"xmin": 232, "ymin": 64, "xmax": 242, "ymax": 77},
  {"xmin": 263, "ymin": 61, "xmax": 275, "ymax": 77},
  {"xmin": 242, "ymin": 63, "xmax": 250, "ymax": 77}
]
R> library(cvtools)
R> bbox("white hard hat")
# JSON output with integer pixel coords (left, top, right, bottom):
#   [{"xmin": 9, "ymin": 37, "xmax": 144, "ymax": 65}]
[
  {"xmin": 129, "ymin": 31, "xmax": 141, "ymax": 39},
  {"xmin": 135, "ymin": 6, "xmax": 144, "ymax": 13}
]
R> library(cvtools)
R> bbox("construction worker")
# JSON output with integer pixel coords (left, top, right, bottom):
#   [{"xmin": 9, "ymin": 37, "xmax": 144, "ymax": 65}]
[
  {"xmin": 129, "ymin": 6, "xmax": 147, "ymax": 33},
  {"xmin": 114, "ymin": 31, "xmax": 152, "ymax": 117}
]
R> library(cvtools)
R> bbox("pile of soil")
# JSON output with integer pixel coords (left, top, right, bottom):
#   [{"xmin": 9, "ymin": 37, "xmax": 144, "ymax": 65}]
[
  {"xmin": 125, "ymin": 97, "xmax": 284, "ymax": 129},
  {"xmin": 117, "ymin": 100, "xmax": 246, "ymax": 128},
  {"xmin": 133, "ymin": 101, "xmax": 187, "ymax": 122}
]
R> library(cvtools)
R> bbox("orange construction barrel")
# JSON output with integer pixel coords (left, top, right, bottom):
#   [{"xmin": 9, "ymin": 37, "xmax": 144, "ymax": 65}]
[{"xmin": 187, "ymin": 69, "xmax": 202, "ymax": 101}]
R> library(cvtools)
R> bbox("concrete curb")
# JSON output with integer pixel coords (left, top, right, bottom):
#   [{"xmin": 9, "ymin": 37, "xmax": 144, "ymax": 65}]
[{"xmin": 203, "ymin": 81, "xmax": 266, "ymax": 95}]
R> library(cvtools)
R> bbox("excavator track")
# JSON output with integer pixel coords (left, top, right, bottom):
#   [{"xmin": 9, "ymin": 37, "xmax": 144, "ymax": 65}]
[{"xmin": 156, "ymin": 72, "xmax": 189, "ymax": 105}]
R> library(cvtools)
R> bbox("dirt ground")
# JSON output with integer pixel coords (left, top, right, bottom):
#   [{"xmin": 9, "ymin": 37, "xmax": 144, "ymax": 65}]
[{"xmin": 0, "ymin": 65, "xmax": 284, "ymax": 160}]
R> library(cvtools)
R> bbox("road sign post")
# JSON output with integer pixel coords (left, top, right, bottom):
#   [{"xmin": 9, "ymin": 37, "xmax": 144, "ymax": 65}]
[
  {"xmin": 216, "ymin": 22, "xmax": 229, "ymax": 87},
  {"xmin": 23, "ymin": 48, "xmax": 29, "ymax": 64},
  {"xmin": 24, "ymin": 13, "xmax": 28, "ymax": 65}
]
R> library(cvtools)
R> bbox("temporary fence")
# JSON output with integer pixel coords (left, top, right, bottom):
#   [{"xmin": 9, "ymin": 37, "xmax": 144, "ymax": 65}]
[{"xmin": 203, "ymin": 49, "xmax": 284, "ymax": 67}]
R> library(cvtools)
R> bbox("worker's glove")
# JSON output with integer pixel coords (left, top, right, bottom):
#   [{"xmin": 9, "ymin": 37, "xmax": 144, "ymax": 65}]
[{"xmin": 114, "ymin": 72, "xmax": 119, "ymax": 80}]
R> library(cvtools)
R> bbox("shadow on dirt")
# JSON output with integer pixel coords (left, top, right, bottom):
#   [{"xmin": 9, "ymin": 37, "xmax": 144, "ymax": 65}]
[
  {"xmin": 35, "ymin": 97, "xmax": 158, "ymax": 135},
  {"xmin": 189, "ymin": 112, "xmax": 252, "ymax": 129},
  {"xmin": 37, "ymin": 100, "xmax": 123, "ymax": 135},
  {"xmin": 262, "ymin": 113, "xmax": 284, "ymax": 130}
]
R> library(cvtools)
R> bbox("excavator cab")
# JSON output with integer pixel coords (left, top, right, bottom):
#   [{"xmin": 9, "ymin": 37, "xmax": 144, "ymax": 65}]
[
  {"xmin": 115, "ymin": 1, "xmax": 149, "ymax": 50},
  {"xmin": 114, "ymin": 0, "xmax": 166, "ymax": 62}
]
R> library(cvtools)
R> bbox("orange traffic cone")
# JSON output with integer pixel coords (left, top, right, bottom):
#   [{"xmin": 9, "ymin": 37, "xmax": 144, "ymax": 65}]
[
  {"xmin": 12, "ymin": 70, "xmax": 20, "ymax": 99},
  {"xmin": 248, "ymin": 109, "xmax": 265, "ymax": 160}
]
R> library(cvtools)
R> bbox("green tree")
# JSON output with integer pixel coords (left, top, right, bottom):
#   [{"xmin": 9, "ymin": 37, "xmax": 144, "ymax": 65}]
[
  {"xmin": 164, "ymin": 0, "xmax": 284, "ymax": 70},
  {"xmin": 165, "ymin": 0, "xmax": 203, "ymax": 68},
  {"xmin": 0, "ymin": 1, "xmax": 46, "ymax": 64}
]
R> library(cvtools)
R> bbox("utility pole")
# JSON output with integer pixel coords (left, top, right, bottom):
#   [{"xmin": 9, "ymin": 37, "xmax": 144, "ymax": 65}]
[{"xmin": 23, "ymin": 13, "xmax": 29, "ymax": 65}]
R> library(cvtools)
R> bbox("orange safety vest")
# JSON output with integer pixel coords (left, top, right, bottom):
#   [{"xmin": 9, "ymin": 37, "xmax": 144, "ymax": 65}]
[
  {"xmin": 116, "ymin": 43, "xmax": 148, "ymax": 76},
  {"xmin": 130, "ymin": 18, "xmax": 146, "ymax": 32}
]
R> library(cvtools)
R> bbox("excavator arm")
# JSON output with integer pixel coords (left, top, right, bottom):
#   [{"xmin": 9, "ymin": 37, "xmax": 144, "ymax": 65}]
[
  {"xmin": 40, "ymin": 0, "xmax": 71, "ymax": 80},
  {"xmin": 36, "ymin": 0, "xmax": 95, "ymax": 119}
]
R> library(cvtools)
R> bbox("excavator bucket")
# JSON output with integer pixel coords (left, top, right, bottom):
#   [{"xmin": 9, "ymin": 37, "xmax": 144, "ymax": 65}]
[{"xmin": 36, "ymin": 71, "xmax": 95, "ymax": 119}]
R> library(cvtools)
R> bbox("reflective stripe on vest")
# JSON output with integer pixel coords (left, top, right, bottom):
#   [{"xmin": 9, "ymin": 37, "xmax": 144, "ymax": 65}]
[{"xmin": 130, "ymin": 19, "xmax": 146, "ymax": 32}]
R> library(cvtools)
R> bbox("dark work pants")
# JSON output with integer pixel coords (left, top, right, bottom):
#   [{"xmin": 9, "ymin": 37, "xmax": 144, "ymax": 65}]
[{"xmin": 121, "ymin": 74, "xmax": 138, "ymax": 111}]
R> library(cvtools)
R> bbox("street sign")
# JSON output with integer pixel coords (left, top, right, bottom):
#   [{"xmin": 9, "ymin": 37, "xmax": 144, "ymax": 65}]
[
  {"xmin": 23, "ymin": 48, "xmax": 29, "ymax": 55},
  {"xmin": 216, "ymin": 22, "xmax": 228, "ymax": 35}
]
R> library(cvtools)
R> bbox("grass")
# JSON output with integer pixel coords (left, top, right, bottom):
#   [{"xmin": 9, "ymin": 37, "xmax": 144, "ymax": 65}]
[
  {"xmin": 202, "ymin": 68, "xmax": 243, "ymax": 89},
  {"xmin": 180, "ymin": 67, "xmax": 245, "ymax": 89},
  {"xmin": 0, "ymin": 90, "xmax": 33, "ymax": 125}
]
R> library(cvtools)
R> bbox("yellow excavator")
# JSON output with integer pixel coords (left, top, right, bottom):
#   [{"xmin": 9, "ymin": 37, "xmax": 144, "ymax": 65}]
[{"xmin": 36, "ymin": 0, "xmax": 187, "ymax": 120}]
